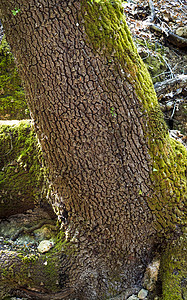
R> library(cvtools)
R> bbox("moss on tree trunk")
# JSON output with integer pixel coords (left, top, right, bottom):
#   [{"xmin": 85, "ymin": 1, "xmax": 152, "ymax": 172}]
[
  {"xmin": 160, "ymin": 230, "xmax": 187, "ymax": 300},
  {"xmin": 0, "ymin": 121, "xmax": 47, "ymax": 218},
  {"xmin": 0, "ymin": 37, "xmax": 29, "ymax": 120}
]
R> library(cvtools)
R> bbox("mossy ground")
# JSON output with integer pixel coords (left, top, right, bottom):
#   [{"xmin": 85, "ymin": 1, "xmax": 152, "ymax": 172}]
[
  {"xmin": 0, "ymin": 121, "xmax": 46, "ymax": 217},
  {"xmin": 0, "ymin": 36, "xmax": 29, "ymax": 120},
  {"xmin": 135, "ymin": 39, "xmax": 167, "ymax": 83}
]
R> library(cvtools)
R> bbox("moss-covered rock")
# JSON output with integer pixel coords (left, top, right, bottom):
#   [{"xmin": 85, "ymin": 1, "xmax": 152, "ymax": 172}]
[
  {"xmin": 0, "ymin": 121, "xmax": 46, "ymax": 218},
  {"xmin": 139, "ymin": 50, "xmax": 167, "ymax": 84},
  {"xmin": 135, "ymin": 39, "xmax": 167, "ymax": 84},
  {"xmin": 0, "ymin": 36, "xmax": 29, "ymax": 120}
]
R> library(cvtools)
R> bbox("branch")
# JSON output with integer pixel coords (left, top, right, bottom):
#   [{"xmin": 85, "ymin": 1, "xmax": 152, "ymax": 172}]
[
  {"xmin": 145, "ymin": 0, "xmax": 187, "ymax": 48},
  {"xmin": 154, "ymin": 75, "xmax": 187, "ymax": 100},
  {"xmin": 147, "ymin": 0, "xmax": 155, "ymax": 23},
  {"xmin": 149, "ymin": 23, "xmax": 187, "ymax": 49},
  {"xmin": 11, "ymin": 219, "xmax": 57, "ymax": 241}
]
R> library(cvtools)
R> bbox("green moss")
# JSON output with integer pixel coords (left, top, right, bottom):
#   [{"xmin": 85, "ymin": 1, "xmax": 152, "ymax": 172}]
[
  {"xmin": 0, "ymin": 121, "xmax": 46, "ymax": 217},
  {"xmin": 148, "ymin": 133, "xmax": 187, "ymax": 233},
  {"xmin": 135, "ymin": 39, "xmax": 167, "ymax": 83},
  {"xmin": 0, "ymin": 36, "xmax": 29, "ymax": 119},
  {"xmin": 141, "ymin": 52, "xmax": 167, "ymax": 83},
  {"xmin": 81, "ymin": 0, "xmax": 158, "ymax": 111},
  {"xmin": 1, "ymin": 248, "xmax": 61, "ymax": 293},
  {"xmin": 160, "ymin": 232, "xmax": 187, "ymax": 300}
]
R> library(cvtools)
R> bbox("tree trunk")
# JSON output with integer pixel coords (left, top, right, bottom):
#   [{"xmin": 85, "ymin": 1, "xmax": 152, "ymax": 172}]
[{"xmin": 0, "ymin": 0, "xmax": 186, "ymax": 299}]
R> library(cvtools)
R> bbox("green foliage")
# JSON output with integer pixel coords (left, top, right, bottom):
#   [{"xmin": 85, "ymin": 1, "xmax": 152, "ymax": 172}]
[
  {"xmin": 0, "ymin": 36, "xmax": 29, "ymax": 120},
  {"xmin": 11, "ymin": 8, "xmax": 21, "ymax": 16},
  {"xmin": 110, "ymin": 107, "xmax": 117, "ymax": 117}
]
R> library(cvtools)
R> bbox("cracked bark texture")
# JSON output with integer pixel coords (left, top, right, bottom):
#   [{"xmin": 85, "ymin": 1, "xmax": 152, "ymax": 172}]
[{"xmin": 0, "ymin": 0, "xmax": 186, "ymax": 299}]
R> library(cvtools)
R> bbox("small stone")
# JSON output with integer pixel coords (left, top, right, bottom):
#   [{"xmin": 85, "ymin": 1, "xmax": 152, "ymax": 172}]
[
  {"xmin": 138, "ymin": 289, "xmax": 148, "ymax": 299},
  {"xmin": 175, "ymin": 26, "xmax": 187, "ymax": 38},
  {"xmin": 127, "ymin": 295, "xmax": 139, "ymax": 300},
  {"xmin": 166, "ymin": 101, "xmax": 174, "ymax": 111},
  {"xmin": 37, "ymin": 240, "xmax": 54, "ymax": 253},
  {"xmin": 143, "ymin": 259, "xmax": 160, "ymax": 291}
]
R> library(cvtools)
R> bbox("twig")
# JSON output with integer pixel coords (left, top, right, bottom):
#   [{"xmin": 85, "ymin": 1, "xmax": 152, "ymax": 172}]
[
  {"xmin": 170, "ymin": 99, "xmax": 182, "ymax": 119},
  {"xmin": 147, "ymin": 0, "xmax": 156, "ymax": 23},
  {"xmin": 154, "ymin": 74, "xmax": 187, "ymax": 99},
  {"xmin": 162, "ymin": 56, "xmax": 174, "ymax": 79},
  {"xmin": 176, "ymin": 0, "xmax": 187, "ymax": 13},
  {"xmin": 152, "ymin": 71, "xmax": 171, "ymax": 79}
]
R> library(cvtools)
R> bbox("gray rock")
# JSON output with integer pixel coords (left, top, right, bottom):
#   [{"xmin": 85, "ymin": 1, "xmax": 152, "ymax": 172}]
[
  {"xmin": 138, "ymin": 289, "xmax": 148, "ymax": 299},
  {"xmin": 127, "ymin": 295, "xmax": 139, "ymax": 300},
  {"xmin": 176, "ymin": 26, "xmax": 187, "ymax": 38},
  {"xmin": 37, "ymin": 240, "xmax": 54, "ymax": 253},
  {"xmin": 143, "ymin": 259, "xmax": 160, "ymax": 291}
]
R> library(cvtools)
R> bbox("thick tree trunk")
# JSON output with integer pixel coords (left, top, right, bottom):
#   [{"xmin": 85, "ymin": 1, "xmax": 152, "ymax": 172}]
[{"xmin": 0, "ymin": 0, "xmax": 186, "ymax": 299}]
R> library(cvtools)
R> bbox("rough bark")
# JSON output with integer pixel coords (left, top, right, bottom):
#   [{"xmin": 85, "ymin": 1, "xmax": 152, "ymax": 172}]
[{"xmin": 0, "ymin": 0, "xmax": 186, "ymax": 299}]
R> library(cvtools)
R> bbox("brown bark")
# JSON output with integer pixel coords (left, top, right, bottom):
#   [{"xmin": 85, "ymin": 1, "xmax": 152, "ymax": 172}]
[{"xmin": 0, "ymin": 0, "xmax": 186, "ymax": 299}]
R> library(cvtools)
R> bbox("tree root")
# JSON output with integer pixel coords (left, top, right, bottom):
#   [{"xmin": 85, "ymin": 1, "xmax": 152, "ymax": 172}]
[
  {"xmin": 11, "ymin": 219, "xmax": 57, "ymax": 241},
  {"xmin": 12, "ymin": 287, "xmax": 73, "ymax": 300},
  {"xmin": 0, "ymin": 247, "xmax": 70, "ymax": 300}
]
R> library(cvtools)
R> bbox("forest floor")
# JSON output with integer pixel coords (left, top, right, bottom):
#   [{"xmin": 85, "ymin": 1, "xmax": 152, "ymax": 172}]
[{"xmin": 124, "ymin": 0, "xmax": 187, "ymax": 142}]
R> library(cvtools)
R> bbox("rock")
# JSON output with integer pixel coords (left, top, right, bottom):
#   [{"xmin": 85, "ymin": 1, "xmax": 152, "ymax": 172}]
[
  {"xmin": 137, "ymin": 289, "xmax": 148, "ymax": 299},
  {"xmin": 175, "ymin": 26, "xmax": 187, "ymax": 38},
  {"xmin": 138, "ymin": 49, "xmax": 167, "ymax": 84},
  {"xmin": 34, "ymin": 225, "xmax": 54, "ymax": 241},
  {"xmin": 109, "ymin": 288, "xmax": 140, "ymax": 299},
  {"xmin": 165, "ymin": 101, "xmax": 174, "ymax": 111},
  {"xmin": 37, "ymin": 240, "xmax": 54, "ymax": 253},
  {"xmin": 143, "ymin": 259, "xmax": 160, "ymax": 291},
  {"xmin": 127, "ymin": 295, "xmax": 139, "ymax": 300}
]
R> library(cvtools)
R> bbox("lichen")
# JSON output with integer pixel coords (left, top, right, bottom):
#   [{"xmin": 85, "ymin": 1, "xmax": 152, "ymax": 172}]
[{"xmin": 0, "ymin": 36, "xmax": 29, "ymax": 120}]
